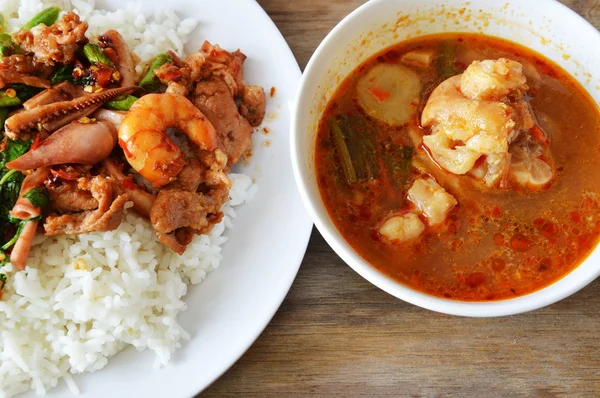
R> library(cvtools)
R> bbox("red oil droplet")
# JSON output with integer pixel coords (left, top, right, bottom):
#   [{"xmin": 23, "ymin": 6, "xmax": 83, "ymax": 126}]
[
  {"xmin": 541, "ymin": 222, "xmax": 558, "ymax": 238},
  {"xmin": 570, "ymin": 212, "xmax": 581, "ymax": 224},
  {"xmin": 510, "ymin": 234, "xmax": 530, "ymax": 252},
  {"xmin": 491, "ymin": 207, "xmax": 502, "ymax": 218},
  {"xmin": 466, "ymin": 272, "xmax": 487, "ymax": 288},
  {"xmin": 492, "ymin": 258, "xmax": 506, "ymax": 272},
  {"xmin": 494, "ymin": 233, "xmax": 504, "ymax": 246},
  {"xmin": 534, "ymin": 218, "xmax": 545, "ymax": 229}
]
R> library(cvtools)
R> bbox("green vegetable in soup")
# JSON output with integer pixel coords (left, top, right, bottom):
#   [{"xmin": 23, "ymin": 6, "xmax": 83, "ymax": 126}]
[
  {"xmin": 436, "ymin": 41, "xmax": 459, "ymax": 79},
  {"xmin": 329, "ymin": 117, "xmax": 357, "ymax": 185},
  {"xmin": 337, "ymin": 115, "xmax": 379, "ymax": 182}
]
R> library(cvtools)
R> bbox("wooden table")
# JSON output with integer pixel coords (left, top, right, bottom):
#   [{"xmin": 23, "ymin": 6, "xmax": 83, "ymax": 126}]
[{"xmin": 204, "ymin": 1, "xmax": 600, "ymax": 396}]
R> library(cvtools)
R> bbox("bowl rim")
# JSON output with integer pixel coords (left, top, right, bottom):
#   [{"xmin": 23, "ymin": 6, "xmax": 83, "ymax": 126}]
[{"xmin": 291, "ymin": 0, "xmax": 600, "ymax": 317}]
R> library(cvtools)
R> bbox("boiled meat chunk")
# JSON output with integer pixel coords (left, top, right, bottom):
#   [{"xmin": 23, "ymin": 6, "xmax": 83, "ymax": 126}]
[
  {"xmin": 509, "ymin": 135, "xmax": 554, "ymax": 189},
  {"xmin": 460, "ymin": 59, "xmax": 527, "ymax": 101},
  {"xmin": 379, "ymin": 213, "xmax": 425, "ymax": 243},
  {"xmin": 408, "ymin": 178, "xmax": 457, "ymax": 226}
]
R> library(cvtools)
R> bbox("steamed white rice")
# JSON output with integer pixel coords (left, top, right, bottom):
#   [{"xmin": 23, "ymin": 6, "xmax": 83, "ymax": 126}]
[
  {"xmin": 1, "ymin": 0, "xmax": 199, "ymax": 73},
  {"xmin": 0, "ymin": 2, "xmax": 256, "ymax": 396}
]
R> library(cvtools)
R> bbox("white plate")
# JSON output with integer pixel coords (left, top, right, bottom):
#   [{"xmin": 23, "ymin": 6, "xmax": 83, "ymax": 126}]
[{"xmin": 30, "ymin": 0, "xmax": 312, "ymax": 396}]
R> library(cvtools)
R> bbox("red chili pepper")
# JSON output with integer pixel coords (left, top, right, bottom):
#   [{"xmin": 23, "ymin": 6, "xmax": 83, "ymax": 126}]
[
  {"xmin": 162, "ymin": 69, "xmax": 182, "ymax": 81},
  {"xmin": 491, "ymin": 206, "xmax": 502, "ymax": 218},
  {"xmin": 531, "ymin": 125, "xmax": 548, "ymax": 146},
  {"xmin": 50, "ymin": 168, "xmax": 79, "ymax": 181},
  {"xmin": 30, "ymin": 135, "xmax": 42, "ymax": 151},
  {"xmin": 93, "ymin": 65, "xmax": 115, "ymax": 87},
  {"xmin": 122, "ymin": 178, "xmax": 137, "ymax": 191},
  {"xmin": 367, "ymin": 87, "xmax": 391, "ymax": 103}
]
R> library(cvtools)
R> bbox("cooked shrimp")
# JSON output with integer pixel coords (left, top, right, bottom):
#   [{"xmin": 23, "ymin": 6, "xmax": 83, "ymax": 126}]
[
  {"xmin": 118, "ymin": 93, "xmax": 219, "ymax": 188},
  {"xmin": 509, "ymin": 135, "xmax": 554, "ymax": 189},
  {"xmin": 422, "ymin": 75, "xmax": 518, "ymax": 156},
  {"xmin": 379, "ymin": 213, "xmax": 425, "ymax": 243},
  {"xmin": 407, "ymin": 178, "xmax": 457, "ymax": 226},
  {"xmin": 421, "ymin": 59, "xmax": 535, "ymax": 186},
  {"xmin": 460, "ymin": 58, "xmax": 527, "ymax": 101}
]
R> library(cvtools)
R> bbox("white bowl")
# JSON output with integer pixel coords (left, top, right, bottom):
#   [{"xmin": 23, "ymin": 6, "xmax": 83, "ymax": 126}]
[{"xmin": 291, "ymin": 0, "xmax": 600, "ymax": 317}]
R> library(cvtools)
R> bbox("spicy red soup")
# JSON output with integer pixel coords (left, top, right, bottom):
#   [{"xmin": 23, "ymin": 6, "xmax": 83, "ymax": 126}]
[{"xmin": 315, "ymin": 33, "xmax": 600, "ymax": 301}]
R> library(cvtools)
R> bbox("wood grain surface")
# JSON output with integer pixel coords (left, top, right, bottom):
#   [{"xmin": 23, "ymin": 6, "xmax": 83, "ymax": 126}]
[{"xmin": 203, "ymin": 1, "xmax": 600, "ymax": 396}]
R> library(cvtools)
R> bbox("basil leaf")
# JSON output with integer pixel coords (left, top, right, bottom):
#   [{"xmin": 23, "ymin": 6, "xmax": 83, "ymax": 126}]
[{"xmin": 23, "ymin": 186, "xmax": 48, "ymax": 209}]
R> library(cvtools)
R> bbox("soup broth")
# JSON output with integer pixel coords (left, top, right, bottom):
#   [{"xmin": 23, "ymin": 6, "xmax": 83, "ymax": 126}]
[{"xmin": 315, "ymin": 33, "xmax": 600, "ymax": 301}]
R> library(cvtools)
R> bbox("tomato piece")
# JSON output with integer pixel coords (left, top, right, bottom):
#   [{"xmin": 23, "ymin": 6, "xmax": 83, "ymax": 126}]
[
  {"xmin": 493, "ymin": 233, "xmax": 504, "ymax": 246},
  {"xmin": 367, "ymin": 87, "xmax": 391, "ymax": 103}
]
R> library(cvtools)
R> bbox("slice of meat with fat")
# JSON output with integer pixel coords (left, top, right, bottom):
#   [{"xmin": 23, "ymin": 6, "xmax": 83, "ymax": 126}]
[
  {"xmin": 14, "ymin": 12, "xmax": 88, "ymax": 66},
  {"xmin": 45, "ymin": 179, "xmax": 98, "ymax": 213},
  {"xmin": 191, "ymin": 77, "xmax": 253, "ymax": 164},
  {"xmin": 44, "ymin": 176, "xmax": 130, "ymax": 235},
  {"xmin": 239, "ymin": 85, "xmax": 266, "ymax": 127},
  {"xmin": 149, "ymin": 189, "xmax": 225, "ymax": 254}
]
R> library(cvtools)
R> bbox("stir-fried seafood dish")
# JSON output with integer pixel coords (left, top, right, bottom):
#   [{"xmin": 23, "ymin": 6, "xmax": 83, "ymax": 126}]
[{"xmin": 0, "ymin": 7, "xmax": 266, "ymax": 278}]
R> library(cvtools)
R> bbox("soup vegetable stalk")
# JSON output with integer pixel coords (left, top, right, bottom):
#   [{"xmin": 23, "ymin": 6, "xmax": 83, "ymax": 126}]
[
  {"xmin": 329, "ymin": 116, "xmax": 357, "ymax": 184},
  {"xmin": 336, "ymin": 115, "xmax": 379, "ymax": 181},
  {"xmin": 436, "ymin": 41, "xmax": 459, "ymax": 79},
  {"xmin": 381, "ymin": 142, "xmax": 413, "ymax": 189}
]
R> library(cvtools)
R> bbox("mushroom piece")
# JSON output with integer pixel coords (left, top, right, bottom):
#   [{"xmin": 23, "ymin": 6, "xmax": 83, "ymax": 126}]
[{"xmin": 355, "ymin": 63, "xmax": 421, "ymax": 126}]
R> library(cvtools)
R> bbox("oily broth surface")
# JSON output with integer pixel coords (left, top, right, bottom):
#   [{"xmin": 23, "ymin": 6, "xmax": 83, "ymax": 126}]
[{"xmin": 315, "ymin": 33, "xmax": 600, "ymax": 301}]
